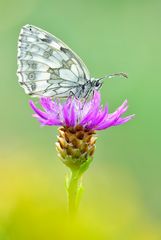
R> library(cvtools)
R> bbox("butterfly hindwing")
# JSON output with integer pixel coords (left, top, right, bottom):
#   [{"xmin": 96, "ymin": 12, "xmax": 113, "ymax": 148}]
[{"xmin": 17, "ymin": 25, "xmax": 90, "ymax": 97}]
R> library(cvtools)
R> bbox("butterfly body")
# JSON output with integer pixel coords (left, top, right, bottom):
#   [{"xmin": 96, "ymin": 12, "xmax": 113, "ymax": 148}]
[{"xmin": 17, "ymin": 25, "xmax": 127, "ymax": 99}]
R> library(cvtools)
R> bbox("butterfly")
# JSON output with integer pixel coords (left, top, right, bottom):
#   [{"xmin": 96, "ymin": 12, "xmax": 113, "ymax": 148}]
[{"xmin": 17, "ymin": 24, "xmax": 128, "ymax": 99}]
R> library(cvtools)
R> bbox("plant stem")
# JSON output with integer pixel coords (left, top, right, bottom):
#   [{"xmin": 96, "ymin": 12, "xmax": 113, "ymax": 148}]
[
  {"xmin": 67, "ymin": 168, "xmax": 82, "ymax": 217},
  {"xmin": 66, "ymin": 157, "xmax": 93, "ymax": 217}
]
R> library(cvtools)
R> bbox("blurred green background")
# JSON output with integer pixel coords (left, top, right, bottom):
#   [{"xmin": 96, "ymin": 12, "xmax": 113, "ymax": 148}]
[{"xmin": 0, "ymin": 0, "xmax": 161, "ymax": 239}]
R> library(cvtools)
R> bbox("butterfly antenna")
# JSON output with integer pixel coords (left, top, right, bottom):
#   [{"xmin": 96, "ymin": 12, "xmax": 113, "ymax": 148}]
[{"xmin": 99, "ymin": 72, "xmax": 128, "ymax": 81}]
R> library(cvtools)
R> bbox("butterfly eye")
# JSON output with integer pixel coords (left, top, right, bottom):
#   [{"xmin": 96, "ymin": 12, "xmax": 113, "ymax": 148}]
[{"xmin": 95, "ymin": 81, "xmax": 100, "ymax": 87}]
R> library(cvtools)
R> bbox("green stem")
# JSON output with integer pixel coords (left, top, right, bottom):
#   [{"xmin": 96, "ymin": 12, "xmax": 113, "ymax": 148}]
[
  {"xmin": 67, "ymin": 168, "xmax": 82, "ymax": 217},
  {"xmin": 65, "ymin": 157, "xmax": 93, "ymax": 217}
]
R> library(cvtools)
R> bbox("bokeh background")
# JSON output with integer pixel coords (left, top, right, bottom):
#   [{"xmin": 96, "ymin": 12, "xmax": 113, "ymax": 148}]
[{"xmin": 0, "ymin": 0, "xmax": 161, "ymax": 239}]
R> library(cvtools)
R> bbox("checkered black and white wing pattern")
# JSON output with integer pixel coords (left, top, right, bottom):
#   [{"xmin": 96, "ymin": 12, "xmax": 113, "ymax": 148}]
[{"xmin": 17, "ymin": 25, "xmax": 90, "ymax": 98}]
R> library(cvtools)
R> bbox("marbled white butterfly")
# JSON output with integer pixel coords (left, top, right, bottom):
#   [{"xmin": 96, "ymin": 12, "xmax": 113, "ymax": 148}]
[{"xmin": 17, "ymin": 25, "xmax": 127, "ymax": 99}]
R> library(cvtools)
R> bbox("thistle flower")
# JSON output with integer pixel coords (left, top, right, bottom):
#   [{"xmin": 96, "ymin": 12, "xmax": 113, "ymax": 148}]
[
  {"xmin": 29, "ymin": 91, "xmax": 134, "ymax": 215},
  {"xmin": 30, "ymin": 91, "xmax": 133, "ymax": 164}
]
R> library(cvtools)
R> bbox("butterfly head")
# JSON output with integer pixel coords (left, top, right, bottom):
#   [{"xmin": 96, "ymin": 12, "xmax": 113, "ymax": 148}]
[{"xmin": 91, "ymin": 78, "xmax": 103, "ymax": 91}]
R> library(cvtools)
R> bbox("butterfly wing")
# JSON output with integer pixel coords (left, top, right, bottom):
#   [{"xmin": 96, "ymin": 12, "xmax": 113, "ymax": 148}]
[{"xmin": 17, "ymin": 24, "xmax": 90, "ymax": 98}]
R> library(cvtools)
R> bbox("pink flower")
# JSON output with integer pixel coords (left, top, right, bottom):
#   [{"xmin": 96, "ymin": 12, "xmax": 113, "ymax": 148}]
[{"xmin": 29, "ymin": 91, "xmax": 134, "ymax": 131}]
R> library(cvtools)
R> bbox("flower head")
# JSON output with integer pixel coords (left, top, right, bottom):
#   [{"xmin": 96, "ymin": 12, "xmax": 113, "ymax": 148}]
[
  {"xmin": 29, "ymin": 91, "xmax": 134, "ymax": 131},
  {"xmin": 29, "ymin": 91, "xmax": 134, "ymax": 169}
]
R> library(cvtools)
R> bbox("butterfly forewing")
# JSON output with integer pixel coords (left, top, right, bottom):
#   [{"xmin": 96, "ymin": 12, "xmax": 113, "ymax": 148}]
[{"xmin": 17, "ymin": 24, "xmax": 90, "ymax": 97}]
